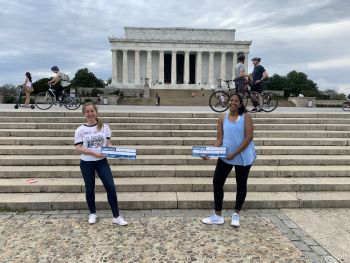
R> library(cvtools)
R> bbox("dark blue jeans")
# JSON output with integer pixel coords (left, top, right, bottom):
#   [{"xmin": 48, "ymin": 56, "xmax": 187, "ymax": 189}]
[
  {"xmin": 80, "ymin": 158, "xmax": 119, "ymax": 217},
  {"xmin": 213, "ymin": 158, "xmax": 251, "ymax": 212}
]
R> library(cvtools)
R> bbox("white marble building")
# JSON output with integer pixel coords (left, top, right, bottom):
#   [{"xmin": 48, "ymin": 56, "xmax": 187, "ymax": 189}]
[{"xmin": 109, "ymin": 27, "xmax": 251, "ymax": 90}]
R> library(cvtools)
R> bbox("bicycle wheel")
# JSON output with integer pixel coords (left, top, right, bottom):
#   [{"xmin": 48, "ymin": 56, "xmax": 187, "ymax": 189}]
[
  {"xmin": 243, "ymin": 91, "xmax": 263, "ymax": 113},
  {"xmin": 261, "ymin": 92, "xmax": 278, "ymax": 112},
  {"xmin": 209, "ymin": 91, "xmax": 229, "ymax": 112},
  {"xmin": 63, "ymin": 95, "xmax": 81, "ymax": 110},
  {"xmin": 341, "ymin": 101, "xmax": 350, "ymax": 111},
  {"xmin": 35, "ymin": 92, "xmax": 54, "ymax": 110}
]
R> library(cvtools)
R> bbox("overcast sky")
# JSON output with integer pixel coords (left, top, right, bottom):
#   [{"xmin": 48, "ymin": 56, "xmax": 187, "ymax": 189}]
[{"xmin": 1, "ymin": 0, "xmax": 349, "ymax": 93}]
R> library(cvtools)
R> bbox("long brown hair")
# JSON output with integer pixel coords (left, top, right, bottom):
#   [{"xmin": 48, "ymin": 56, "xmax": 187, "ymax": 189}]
[{"xmin": 82, "ymin": 102, "xmax": 103, "ymax": 131}]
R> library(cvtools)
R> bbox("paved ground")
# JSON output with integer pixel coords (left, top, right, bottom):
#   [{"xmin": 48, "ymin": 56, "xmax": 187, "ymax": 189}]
[{"xmin": 0, "ymin": 209, "xmax": 345, "ymax": 263}]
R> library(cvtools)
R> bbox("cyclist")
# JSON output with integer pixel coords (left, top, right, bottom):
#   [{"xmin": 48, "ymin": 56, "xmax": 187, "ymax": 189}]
[{"xmin": 48, "ymin": 66, "xmax": 65, "ymax": 101}]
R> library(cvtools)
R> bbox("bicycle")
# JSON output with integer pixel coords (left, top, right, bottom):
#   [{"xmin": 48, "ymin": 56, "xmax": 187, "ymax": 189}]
[
  {"xmin": 341, "ymin": 100, "xmax": 350, "ymax": 111},
  {"xmin": 14, "ymin": 85, "xmax": 35, "ymax": 109},
  {"xmin": 209, "ymin": 79, "xmax": 263, "ymax": 113},
  {"xmin": 34, "ymin": 84, "xmax": 81, "ymax": 110},
  {"xmin": 260, "ymin": 90, "xmax": 279, "ymax": 112}
]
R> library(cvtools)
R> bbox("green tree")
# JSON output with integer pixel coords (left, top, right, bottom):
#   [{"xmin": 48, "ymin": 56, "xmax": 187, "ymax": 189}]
[
  {"xmin": 263, "ymin": 71, "xmax": 323, "ymax": 98},
  {"xmin": 90, "ymin": 88, "xmax": 104, "ymax": 97},
  {"xmin": 0, "ymin": 84, "xmax": 17, "ymax": 95},
  {"xmin": 71, "ymin": 68, "xmax": 104, "ymax": 88},
  {"xmin": 32, "ymin": 78, "xmax": 51, "ymax": 94},
  {"xmin": 286, "ymin": 71, "xmax": 319, "ymax": 97},
  {"xmin": 263, "ymin": 74, "xmax": 289, "ymax": 95}
]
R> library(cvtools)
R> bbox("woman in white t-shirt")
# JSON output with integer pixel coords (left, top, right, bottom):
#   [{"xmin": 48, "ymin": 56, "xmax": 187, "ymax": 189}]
[
  {"xmin": 74, "ymin": 102, "xmax": 127, "ymax": 225},
  {"xmin": 21, "ymin": 72, "xmax": 34, "ymax": 107}
]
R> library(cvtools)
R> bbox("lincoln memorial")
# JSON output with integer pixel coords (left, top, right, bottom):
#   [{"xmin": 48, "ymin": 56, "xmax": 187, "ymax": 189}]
[{"xmin": 109, "ymin": 27, "xmax": 251, "ymax": 91}]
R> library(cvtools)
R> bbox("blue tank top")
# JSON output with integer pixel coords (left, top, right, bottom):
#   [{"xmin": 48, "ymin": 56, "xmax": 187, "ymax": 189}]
[{"xmin": 220, "ymin": 113, "xmax": 256, "ymax": 166}]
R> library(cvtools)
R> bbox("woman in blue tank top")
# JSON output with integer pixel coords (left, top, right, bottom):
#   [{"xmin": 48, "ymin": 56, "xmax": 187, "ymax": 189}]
[{"xmin": 202, "ymin": 93, "xmax": 256, "ymax": 227}]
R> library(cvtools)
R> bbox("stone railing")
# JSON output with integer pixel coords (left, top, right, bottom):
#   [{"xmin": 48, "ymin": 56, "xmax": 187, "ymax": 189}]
[{"xmin": 288, "ymin": 97, "xmax": 316, "ymax": 107}]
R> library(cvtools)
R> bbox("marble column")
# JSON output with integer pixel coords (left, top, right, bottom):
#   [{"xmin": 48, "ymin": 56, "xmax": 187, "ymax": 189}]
[
  {"xmin": 184, "ymin": 51, "xmax": 190, "ymax": 84},
  {"xmin": 134, "ymin": 50, "xmax": 140, "ymax": 84},
  {"xmin": 220, "ymin": 52, "xmax": 226, "ymax": 81},
  {"xmin": 244, "ymin": 52, "xmax": 249, "ymax": 75},
  {"xmin": 171, "ymin": 51, "xmax": 177, "ymax": 84},
  {"xmin": 209, "ymin": 51, "xmax": 214, "ymax": 85},
  {"xmin": 122, "ymin": 50, "xmax": 128, "ymax": 83},
  {"xmin": 196, "ymin": 51, "xmax": 202, "ymax": 84},
  {"xmin": 147, "ymin": 50, "xmax": 152, "ymax": 84},
  {"xmin": 112, "ymin": 50, "xmax": 118, "ymax": 84},
  {"xmin": 159, "ymin": 51, "xmax": 164, "ymax": 84},
  {"xmin": 232, "ymin": 52, "xmax": 237, "ymax": 79}
]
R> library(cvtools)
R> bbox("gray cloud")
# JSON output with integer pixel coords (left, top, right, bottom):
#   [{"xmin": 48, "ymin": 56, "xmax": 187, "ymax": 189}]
[{"xmin": 0, "ymin": 0, "xmax": 349, "ymax": 93}]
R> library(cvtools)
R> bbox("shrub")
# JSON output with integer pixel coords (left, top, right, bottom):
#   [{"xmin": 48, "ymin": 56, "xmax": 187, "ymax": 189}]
[{"xmin": 4, "ymin": 95, "xmax": 16, "ymax": 103}]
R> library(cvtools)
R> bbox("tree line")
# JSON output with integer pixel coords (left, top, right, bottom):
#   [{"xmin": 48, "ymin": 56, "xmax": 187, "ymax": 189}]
[
  {"xmin": 262, "ymin": 70, "xmax": 346, "ymax": 100},
  {"xmin": 1, "ymin": 68, "xmax": 346, "ymax": 100}
]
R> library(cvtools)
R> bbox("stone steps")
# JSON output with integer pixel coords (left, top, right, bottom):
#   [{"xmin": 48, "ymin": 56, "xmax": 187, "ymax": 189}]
[
  {"xmin": 0, "ymin": 110, "xmax": 350, "ymax": 210},
  {"xmin": 3, "ymin": 123, "xmax": 350, "ymax": 131},
  {"xmin": 0, "ymin": 137, "xmax": 348, "ymax": 146},
  {"xmin": 0, "ymin": 165, "xmax": 348, "ymax": 178},
  {"xmin": 2, "ymin": 154, "xmax": 350, "ymax": 166},
  {"xmin": 1, "ymin": 145, "xmax": 349, "ymax": 155},
  {"xmin": 1, "ymin": 177, "xmax": 350, "ymax": 193},
  {"xmin": 2, "ymin": 129, "xmax": 350, "ymax": 138},
  {"xmin": 1, "ymin": 191, "xmax": 350, "ymax": 210},
  {"xmin": 1, "ymin": 117, "xmax": 350, "ymax": 125}
]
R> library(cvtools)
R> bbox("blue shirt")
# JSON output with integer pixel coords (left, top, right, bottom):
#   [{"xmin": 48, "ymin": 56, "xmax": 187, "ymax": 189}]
[
  {"xmin": 220, "ymin": 113, "xmax": 256, "ymax": 166},
  {"xmin": 252, "ymin": 64, "xmax": 265, "ymax": 82}
]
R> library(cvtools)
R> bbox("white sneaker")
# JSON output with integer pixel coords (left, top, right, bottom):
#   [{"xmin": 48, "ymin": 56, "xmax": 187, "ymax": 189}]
[
  {"xmin": 112, "ymin": 216, "xmax": 128, "ymax": 226},
  {"xmin": 231, "ymin": 213, "xmax": 240, "ymax": 227},
  {"xmin": 88, "ymin": 213, "xmax": 97, "ymax": 224},
  {"xmin": 202, "ymin": 214, "xmax": 224, "ymax": 225}
]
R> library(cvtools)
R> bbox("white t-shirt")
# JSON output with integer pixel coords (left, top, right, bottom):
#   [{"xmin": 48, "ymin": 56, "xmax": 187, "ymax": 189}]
[
  {"xmin": 25, "ymin": 77, "xmax": 32, "ymax": 88},
  {"xmin": 74, "ymin": 123, "xmax": 111, "ymax": 161}
]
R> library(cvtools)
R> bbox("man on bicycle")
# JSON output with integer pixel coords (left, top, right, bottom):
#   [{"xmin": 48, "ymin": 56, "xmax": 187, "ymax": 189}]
[
  {"xmin": 48, "ymin": 66, "xmax": 65, "ymax": 101},
  {"xmin": 250, "ymin": 57, "xmax": 268, "ymax": 94}
]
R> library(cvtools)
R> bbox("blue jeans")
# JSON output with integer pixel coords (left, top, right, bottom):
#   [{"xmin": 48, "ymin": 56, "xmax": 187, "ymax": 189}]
[{"xmin": 80, "ymin": 158, "xmax": 119, "ymax": 217}]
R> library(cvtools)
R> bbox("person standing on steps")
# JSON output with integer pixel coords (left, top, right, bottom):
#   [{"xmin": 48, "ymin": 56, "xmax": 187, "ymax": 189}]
[
  {"xmin": 74, "ymin": 102, "xmax": 128, "ymax": 226},
  {"xmin": 201, "ymin": 93, "xmax": 256, "ymax": 227}
]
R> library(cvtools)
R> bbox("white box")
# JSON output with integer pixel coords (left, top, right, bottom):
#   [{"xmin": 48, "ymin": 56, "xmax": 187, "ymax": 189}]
[
  {"xmin": 101, "ymin": 147, "xmax": 136, "ymax": 159},
  {"xmin": 192, "ymin": 146, "xmax": 227, "ymax": 158}
]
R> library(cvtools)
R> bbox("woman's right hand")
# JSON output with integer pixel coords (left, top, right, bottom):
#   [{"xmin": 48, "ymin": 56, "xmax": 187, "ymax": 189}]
[
  {"xmin": 94, "ymin": 152, "xmax": 104, "ymax": 158},
  {"xmin": 201, "ymin": 155, "xmax": 210, "ymax": 161}
]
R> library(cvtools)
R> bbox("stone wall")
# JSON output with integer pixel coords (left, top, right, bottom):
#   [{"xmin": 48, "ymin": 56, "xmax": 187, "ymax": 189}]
[{"xmin": 288, "ymin": 97, "xmax": 316, "ymax": 107}]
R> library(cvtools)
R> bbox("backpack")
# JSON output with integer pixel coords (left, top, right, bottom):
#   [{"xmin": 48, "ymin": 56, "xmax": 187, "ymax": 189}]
[{"xmin": 59, "ymin": 72, "xmax": 71, "ymax": 87}]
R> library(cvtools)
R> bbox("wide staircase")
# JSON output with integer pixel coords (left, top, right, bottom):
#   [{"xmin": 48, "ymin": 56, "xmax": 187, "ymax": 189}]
[{"xmin": 0, "ymin": 110, "xmax": 350, "ymax": 211}]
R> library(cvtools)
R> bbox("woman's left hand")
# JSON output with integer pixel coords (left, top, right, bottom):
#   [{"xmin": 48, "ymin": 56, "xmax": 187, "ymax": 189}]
[{"xmin": 225, "ymin": 152, "xmax": 236, "ymax": 160}]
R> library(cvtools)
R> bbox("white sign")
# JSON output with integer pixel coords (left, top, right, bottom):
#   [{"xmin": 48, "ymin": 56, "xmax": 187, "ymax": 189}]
[
  {"xmin": 101, "ymin": 147, "xmax": 136, "ymax": 159},
  {"xmin": 192, "ymin": 146, "xmax": 227, "ymax": 158}
]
